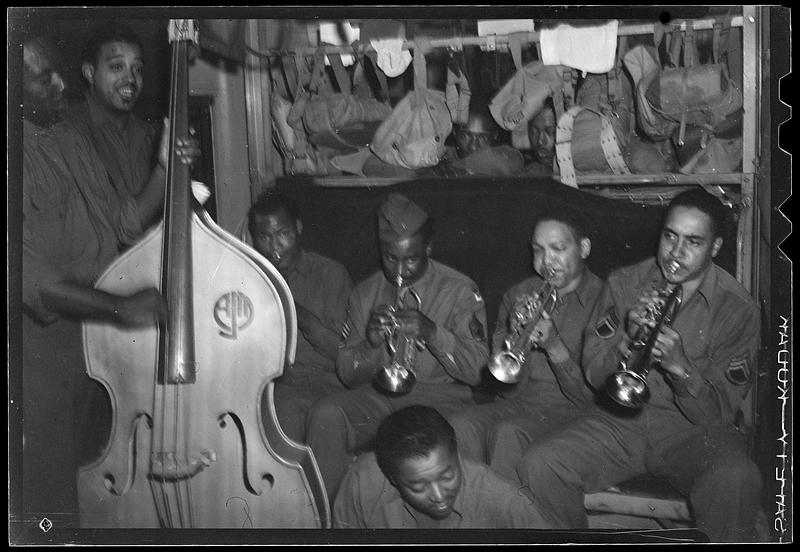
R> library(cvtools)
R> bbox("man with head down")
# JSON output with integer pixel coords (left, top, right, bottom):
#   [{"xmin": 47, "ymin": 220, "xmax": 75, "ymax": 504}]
[
  {"xmin": 333, "ymin": 405, "xmax": 551, "ymax": 528},
  {"xmin": 306, "ymin": 192, "xmax": 489, "ymax": 502}
]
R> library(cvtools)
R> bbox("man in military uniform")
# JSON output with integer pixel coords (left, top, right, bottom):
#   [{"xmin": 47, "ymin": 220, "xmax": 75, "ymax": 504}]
[
  {"xmin": 306, "ymin": 192, "xmax": 489, "ymax": 501},
  {"xmin": 424, "ymin": 104, "xmax": 525, "ymax": 177},
  {"xmin": 66, "ymin": 23, "xmax": 160, "ymax": 201},
  {"xmin": 20, "ymin": 35, "xmax": 196, "ymax": 523},
  {"xmin": 334, "ymin": 405, "xmax": 551, "ymax": 528},
  {"xmin": 248, "ymin": 191, "xmax": 353, "ymax": 442},
  {"xmin": 519, "ymin": 100, "xmax": 557, "ymax": 176},
  {"xmin": 517, "ymin": 189, "xmax": 762, "ymax": 542},
  {"xmin": 448, "ymin": 208, "xmax": 602, "ymax": 481}
]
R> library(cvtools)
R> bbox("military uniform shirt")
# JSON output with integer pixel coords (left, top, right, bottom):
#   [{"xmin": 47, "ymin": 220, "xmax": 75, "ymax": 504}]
[
  {"xmin": 66, "ymin": 92, "xmax": 159, "ymax": 198},
  {"xmin": 337, "ymin": 259, "xmax": 488, "ymax": 387},
  {"xmin": 22, "ymin": 120, "xmax": 143, "ymax": 324},
  {"xmin": 493, "ymin": 267, "xmax": 602, "ymax": 406},
  {"xmin": 283, "ymin": 248, "xmax": 353, "ymax": 376},
  {"xmin": 333, "ymin": 452, "xmax": 551, "ymax": 528},
  {"xmin": 21, "ymin": 117, "xmax": 146, "ymax": 522},
  {"xmin": 583, "ymin": 257, "xmax": 759, "ymax": 426}
]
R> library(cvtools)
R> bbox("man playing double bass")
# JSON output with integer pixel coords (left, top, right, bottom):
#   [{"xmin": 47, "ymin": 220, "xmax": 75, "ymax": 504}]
[{"xmin": 19, "ymin": 34, "xmax": 198, "ymax": 526}]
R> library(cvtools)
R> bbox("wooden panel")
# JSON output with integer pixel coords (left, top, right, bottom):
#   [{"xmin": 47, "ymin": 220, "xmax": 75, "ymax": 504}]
[{"xmin": 584, "ymin": 488, "xmax": 692, "ymax": 522}]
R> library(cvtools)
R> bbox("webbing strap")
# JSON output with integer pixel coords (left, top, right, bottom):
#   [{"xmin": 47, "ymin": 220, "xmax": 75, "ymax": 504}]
[
  {"xmin": 413, "ymin": 37, "xmax": 431, "ymax": 97},
  {"xmin": 684, "ymin": 20, "xmax": 696, "ymax": 67},
  {"xmin": 364, "ymin": 48, "xmax": 391, "ymax": 103},
  {"xmin": 327, "ymin": 52, "xmax": 351, "ymax": 96},
  {"xmin": 446, "ymin": 58, "xmax": 471, "ymax": 125},
  {"xmin": 556, "ymin": 105, "xmax": 631, "ymax": 187}
]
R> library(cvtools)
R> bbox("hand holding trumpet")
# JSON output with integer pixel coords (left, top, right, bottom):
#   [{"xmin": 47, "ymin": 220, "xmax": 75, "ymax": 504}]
[
  {"xmin": 625, "ymin": 288, "xmax": 672, "ymax": 337},
  {"xmin": 367, "ymin": 304, "xmax": 396, "ymax": 347},
  {"xmin": 367, "ymin": 304, "xmax": 434, "ymax": 348},
  {"xmin": 607, "ymin": 281, "xmax": 683, "ymax": 408},
  {"xmin": 648, "ymin": 325, "xmax": 691, "ymax": 378},
  {"xmin": 391, "ymin": 308, "xmax": 435, "ymax": 344},
  {"xmin": 621, "ymin": 288, "xmax": 688, "ymax": 369},
  {"xmin": 489, "ymin": 275, "xmax": 559, "ymax": 384},
  {"xmin": 372, "ymin": 275, "xmax": 425, "ymax": 395},
  {"xmin": 527, "ymin": 313, "xmax": 570, "ymax": 363}
]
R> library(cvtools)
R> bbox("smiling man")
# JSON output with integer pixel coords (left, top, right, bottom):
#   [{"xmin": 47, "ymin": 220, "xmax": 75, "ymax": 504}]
[
  {"xmin": 517, "ymin": 189, "xmax": 762, "ymax": 542},
  {"xmin": 55, "ymin": 22, "xmax": 199, "ymax": 472},
  {"xmin": 19, "ymin": 33, "xmax": 197, "ymax": 524},
  {"xmin": 65, "ymin": 23, "xmax": 161, "ymax": 202},
  {"xmin": 333, "ymin": 405, "xmax": 550, "ymax": 528}
]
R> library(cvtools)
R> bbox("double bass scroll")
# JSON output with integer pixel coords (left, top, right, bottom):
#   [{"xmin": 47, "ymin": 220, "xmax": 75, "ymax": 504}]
[{"xmin": 77, "ymin": 19, "xmax": 329, "ymax": 529}]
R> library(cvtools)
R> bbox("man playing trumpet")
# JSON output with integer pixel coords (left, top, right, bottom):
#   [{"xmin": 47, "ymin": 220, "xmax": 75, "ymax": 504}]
[
  {"xmin": 306, "ymin": 193, "xmax": 489, "ymax": 502},
  {"xmin": 517, "ymin": 189, "xmax": 762, "ymax": 542},
  {"xmin": 449, "ymin": 208, "xmax": 602, "ymax": 480}
]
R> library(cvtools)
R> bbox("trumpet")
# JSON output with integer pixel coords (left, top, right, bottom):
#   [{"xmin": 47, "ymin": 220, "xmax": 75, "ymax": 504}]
[
  {"xmin": 488, "ymin": 267, "xmax": 559, "ymax": 384},
  {"xmin": 374, "ymin": 273, "xmax": 423, "ymax": 395},
  {"xmin": 606, "ymin": 262, "xmax": 683, "ymax": 409}
]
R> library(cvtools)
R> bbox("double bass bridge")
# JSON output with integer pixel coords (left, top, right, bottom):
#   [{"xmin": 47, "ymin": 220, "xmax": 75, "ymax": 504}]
[{"xmin": 149, "ymin": 450, "xmax": 217, "ymax": 481}]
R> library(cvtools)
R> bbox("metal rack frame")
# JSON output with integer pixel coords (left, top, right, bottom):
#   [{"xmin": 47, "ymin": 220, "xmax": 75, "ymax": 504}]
[{"xmin": 244, "ymin": 9, "xmax": 761, "ymax": 291}]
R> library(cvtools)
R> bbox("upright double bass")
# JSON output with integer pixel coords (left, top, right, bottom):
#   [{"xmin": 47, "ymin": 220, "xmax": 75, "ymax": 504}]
[{"xmin": 77, "ymin": 20, "xmax": 329, "ymax": 528}]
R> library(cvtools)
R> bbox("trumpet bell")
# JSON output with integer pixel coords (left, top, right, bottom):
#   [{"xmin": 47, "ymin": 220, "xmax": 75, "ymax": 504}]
[
  {"xmin": 488, "ymin": 352, "xmax": 523, "ymax": 384},
  {"xmin": 374, "ymin": 362, "xmax": 416, "ymax": 395},
  {"xmin": 607, "ymin": 371, "xmax": 650, "ymax": 408}
]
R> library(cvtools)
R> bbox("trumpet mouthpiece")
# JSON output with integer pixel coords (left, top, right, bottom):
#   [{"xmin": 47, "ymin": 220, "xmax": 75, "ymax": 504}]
[{"xmin": 665, "ymin": 260, "xmax": 680, "ymax": 275}]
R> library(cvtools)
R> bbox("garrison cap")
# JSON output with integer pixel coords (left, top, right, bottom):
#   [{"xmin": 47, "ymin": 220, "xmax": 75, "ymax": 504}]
[{"xmin": 377, "ymin": 193, "xmax": 429, "ymax": 241}]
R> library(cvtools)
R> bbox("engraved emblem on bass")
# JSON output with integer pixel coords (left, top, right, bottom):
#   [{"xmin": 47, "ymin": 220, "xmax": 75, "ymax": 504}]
[{"xmin": 214, "ymin": 291, "xmax": 254, "ymax": 339}]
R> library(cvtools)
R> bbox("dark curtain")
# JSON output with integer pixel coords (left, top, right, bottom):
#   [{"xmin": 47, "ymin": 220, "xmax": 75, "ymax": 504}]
[{"xmin": 276, "ymin": 176, "xmax": 737, "ymax": 333}]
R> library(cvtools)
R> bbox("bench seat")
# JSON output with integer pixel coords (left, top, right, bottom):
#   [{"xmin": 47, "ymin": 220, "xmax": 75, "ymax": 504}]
[{"xmin": 585, "ymin": 475, "xmax": 693, "ymax": 529}]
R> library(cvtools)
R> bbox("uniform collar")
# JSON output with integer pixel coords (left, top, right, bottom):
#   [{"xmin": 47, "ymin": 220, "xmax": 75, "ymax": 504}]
[
  {"xmin": 570, "ymin": 266, "xmax": 597, "ymax": 308},
  {"xmin": 694, "ymin": 262, "xmax": 717, "ymax": 307},
  {"xmin": 84, "ymin": 90, "xmax": 131, "ymax": 132},
  {"xmin": 386, "ymin": 258, "xmax": 437, "ymax": 298},
  {"xmin": 283, "ymin": 248, "xmax": 309, "ymax": 277},
  {"xmin": 412, "ymin": 258, "xmax": 436, "ymax": 291},
  {"xmin": 449, "ymin": 461, "xmax": 468, "ymax": 518},
  {"xmin": 645, "ymin": 258, "xmax": 714, "ymax": 308},
  {"xmin": 403, "ymin": 501, "xmax": 465, "ymax": 527},
  {"xmin": 535, "ymin": 265, "xmax": 595, "ymax": 308},
  {"xmin": 401, "ymin": 456, "xmax": 467, "ymax": 526}
]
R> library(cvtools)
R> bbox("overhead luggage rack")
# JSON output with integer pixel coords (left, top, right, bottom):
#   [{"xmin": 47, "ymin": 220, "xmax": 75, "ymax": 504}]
[
  {"xmin": 243, "ymin": 16, "xmax": 745, "ymax": 57},
  {"xmin": 244, "ymin": 7, "xmax": 760, "ymax": 291}
]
